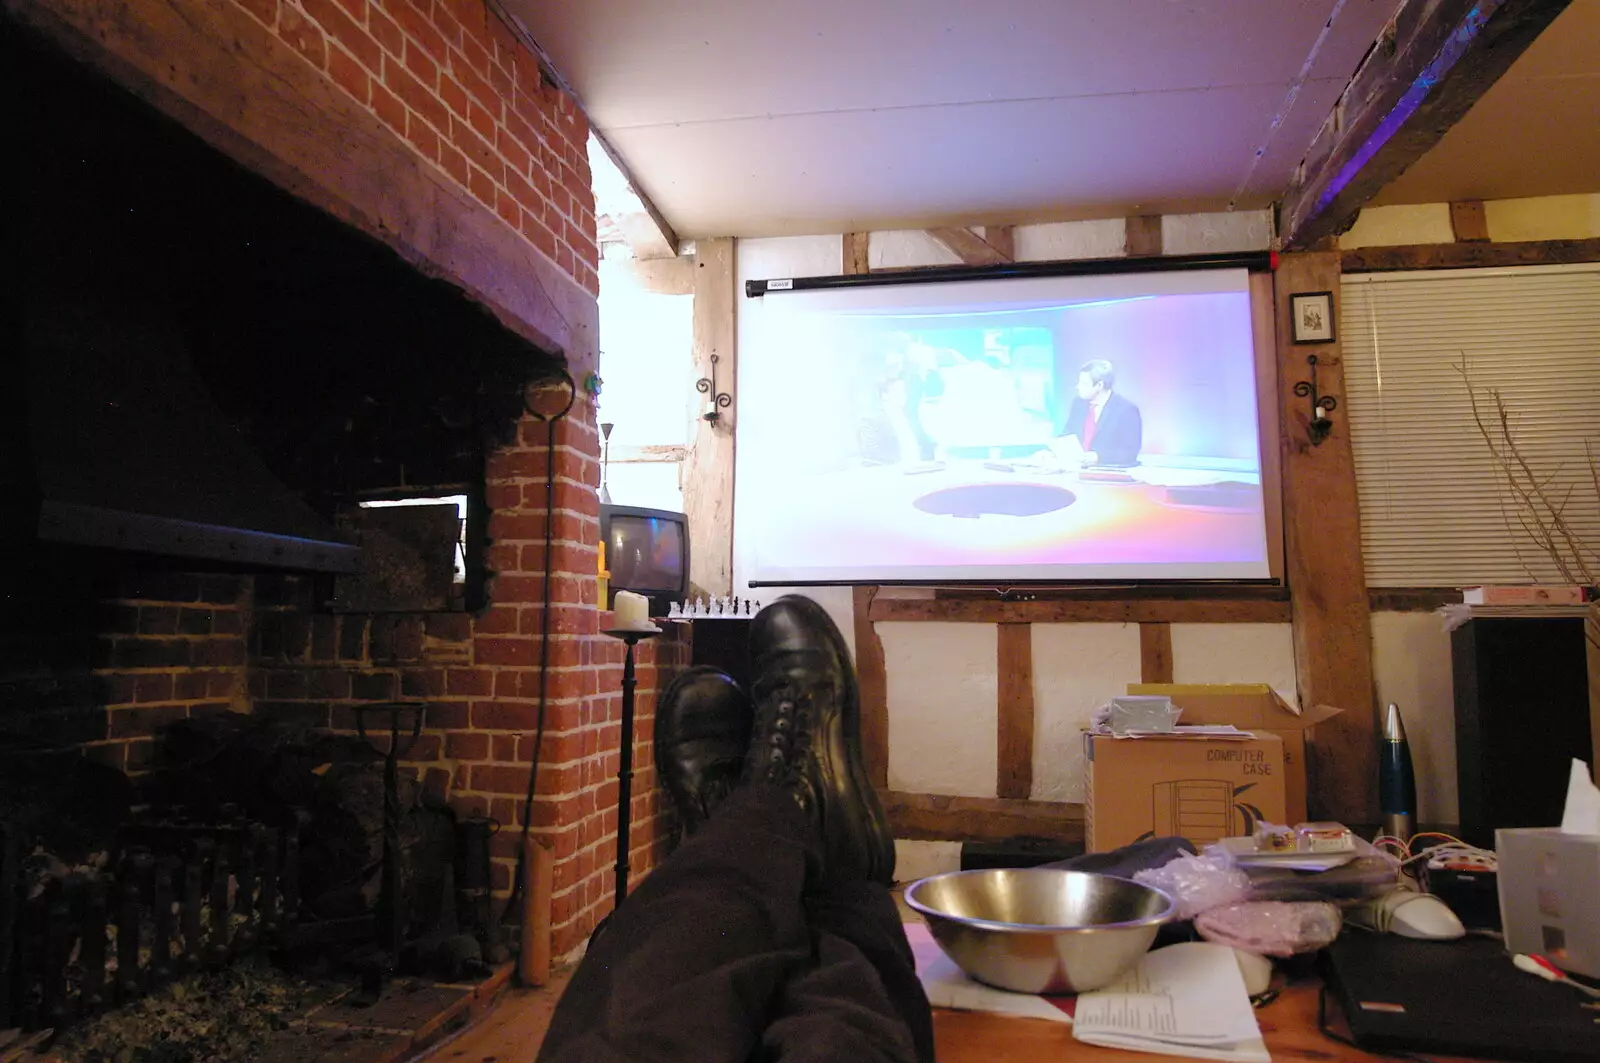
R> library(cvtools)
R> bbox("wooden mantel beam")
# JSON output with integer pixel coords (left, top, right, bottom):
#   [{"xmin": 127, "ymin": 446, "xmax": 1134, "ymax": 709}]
[{"xmin": 1278, "ymin": 0, "xmax": 1571, "ymax": 250}]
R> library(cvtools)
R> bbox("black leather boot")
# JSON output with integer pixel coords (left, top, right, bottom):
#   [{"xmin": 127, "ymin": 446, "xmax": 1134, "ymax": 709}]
[
  {"xmin": 743, "ymin": 595, "xmax": 896, "ymax": 885},
  {"xmin": 654, "ymin": 666, "xmax": 754, "ymax": 834}
]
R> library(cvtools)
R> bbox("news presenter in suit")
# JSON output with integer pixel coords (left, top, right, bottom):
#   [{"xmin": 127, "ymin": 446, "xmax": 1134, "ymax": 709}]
[{"xmin": 1062, "ymin": 358, "xmax": 1143, "ymax": 467}]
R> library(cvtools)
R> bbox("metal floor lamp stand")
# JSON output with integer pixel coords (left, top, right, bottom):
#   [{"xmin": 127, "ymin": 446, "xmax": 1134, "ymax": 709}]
[{"xmin": 601, "ymin": 628, "xmax": 658, "ymax": 912}]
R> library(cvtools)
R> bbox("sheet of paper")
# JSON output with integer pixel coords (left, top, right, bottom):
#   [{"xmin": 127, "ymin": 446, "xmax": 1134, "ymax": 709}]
[
  {"xmin": 1073, "ymin": 942, "xmax": 1269, "ymax": 1062},
  {"xmin": 1560, "ymin": 759, "xmax": 1600, "ymax": 835},
  {"xmin": 905, "ymin": 922, "xmax": 1074, "ymax": 1024}
]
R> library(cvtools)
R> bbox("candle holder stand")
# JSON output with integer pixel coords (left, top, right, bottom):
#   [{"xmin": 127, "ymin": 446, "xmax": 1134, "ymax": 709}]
[{"xmin": 601, "ymin": 627, "xmax": 659, "ymax": 911}]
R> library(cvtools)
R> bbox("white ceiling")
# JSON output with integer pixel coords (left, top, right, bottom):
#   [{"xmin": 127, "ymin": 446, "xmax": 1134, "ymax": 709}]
[{"xmin": 508, "ymin": 0, "xmax": 1596, "ymax": 240}]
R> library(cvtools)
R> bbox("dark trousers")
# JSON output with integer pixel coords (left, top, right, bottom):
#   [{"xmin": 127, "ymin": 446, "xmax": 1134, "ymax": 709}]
[{"xmin": 536, "ymin": 785, "xmax": 936, "ymax": 1063}]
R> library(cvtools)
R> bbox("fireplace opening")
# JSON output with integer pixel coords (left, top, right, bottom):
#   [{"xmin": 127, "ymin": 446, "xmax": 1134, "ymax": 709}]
[
  {"xmin": 1, "ymin": 14, "xmax": 571, "ymax": 1043},
  {"xmin": 4, "ymin": 14, "xmax": 560, "ymax": 604}
]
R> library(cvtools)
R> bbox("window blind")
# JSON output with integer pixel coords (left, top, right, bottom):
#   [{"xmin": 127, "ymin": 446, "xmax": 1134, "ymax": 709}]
[{"xmin": 1340, "ymin": 264, "xmax": 1600, "ymax": 587}]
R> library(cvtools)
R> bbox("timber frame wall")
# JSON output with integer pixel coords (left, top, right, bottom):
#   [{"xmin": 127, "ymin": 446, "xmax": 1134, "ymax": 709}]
[{"xmin": 698, "ymin": 226, "xmax": 1384, "ymax": 837}]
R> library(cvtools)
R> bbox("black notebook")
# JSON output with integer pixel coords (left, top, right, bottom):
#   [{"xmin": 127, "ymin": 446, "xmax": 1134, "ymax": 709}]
[{"xmin": 1322, "ymin": 933, "xmax": 1600, "ymax": 1062}]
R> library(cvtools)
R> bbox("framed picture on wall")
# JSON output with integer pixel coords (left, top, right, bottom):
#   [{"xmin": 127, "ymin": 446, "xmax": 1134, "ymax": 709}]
[{"xmin": 1291, "ymin": 291, "xmax": 1335, "ymax": 344}]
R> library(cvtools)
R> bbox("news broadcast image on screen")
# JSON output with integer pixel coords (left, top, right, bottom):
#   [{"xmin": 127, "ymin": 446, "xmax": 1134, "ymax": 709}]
[{"xmin": 737, "ymin": 268, "xmax": 1270, "ymax": 584}]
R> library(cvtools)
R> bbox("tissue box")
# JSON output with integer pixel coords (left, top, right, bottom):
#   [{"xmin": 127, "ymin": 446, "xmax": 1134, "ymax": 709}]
[{"xmin": 1497, "ymin": 828, "xmax": 1600, "ymax": 978}]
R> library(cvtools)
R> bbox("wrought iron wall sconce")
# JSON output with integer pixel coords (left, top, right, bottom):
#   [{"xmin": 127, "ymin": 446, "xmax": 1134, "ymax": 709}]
[
  {"xmin": 1294, "ymin": 354, "xmax": 1338, "ymax": 445},
  {"xmin": 697, "ymin": 354, "xmax": 733, "ymax": 423}
]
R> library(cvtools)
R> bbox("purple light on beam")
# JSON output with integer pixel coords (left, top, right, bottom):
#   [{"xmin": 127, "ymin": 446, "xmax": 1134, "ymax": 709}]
[{"xmin": 1309, "ymin": 2, "xmax": 1501, "ymax": 220}]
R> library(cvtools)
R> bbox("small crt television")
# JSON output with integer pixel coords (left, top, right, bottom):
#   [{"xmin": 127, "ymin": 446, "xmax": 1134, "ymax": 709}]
[{"xmin": 600, "ymin": 504, "xmax": 690, "ymax": 616}]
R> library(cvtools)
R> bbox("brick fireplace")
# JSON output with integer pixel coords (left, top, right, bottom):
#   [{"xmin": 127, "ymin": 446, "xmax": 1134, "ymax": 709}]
[{"xmin": 2, "ymin": 0, "xmax": 686, "ymax": 962}]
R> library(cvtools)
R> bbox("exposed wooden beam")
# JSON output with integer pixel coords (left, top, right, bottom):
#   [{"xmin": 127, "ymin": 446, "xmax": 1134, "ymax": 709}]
[
  {"xmin": 882, "ymin": 790, "xmax": 1083, "ymax": 845},
  {"xmin": 1139, "ymin": 623, "xmax": 1174, "ymax": 683},
  {"xmin": 853, "ymin": 586, "xmax": 890, "ymax": 789},
  {"xmin": 607, "ymin": 444, "xmax": 686, "ymax": 464},
  {"xmin": 590, "ymin": 126, "xmax": 678, "ymax": 259},
  {"xmin": 844, "ymin": 232, "xmax": 870, "ymax": 275},
  {"xmin": 869, "ymin": 597, "xmax": 1292, "ymax": 625},
  {"xmin": 1342, "ymin": 237, "xmax": 1600, "ymax": 272},
  {"xmin": 995, "ymin": 624, "xmax": 1034, "ymax": 800},
  {"xmin": 606, "ymin": 207, "xmax": 677, "ymax": 261},
  {"xmin": 1125, "ymin": 215, "xmax": 1163, "ymax": 258},
  {"xmin": 1275, "ymin": 251, "xmax": 1378, "ymax": 823},
  {"xmin": 1449, "ymin": 200, "xmax": 1490, "ymax": 243},
  {"xmin": 1279, "ymin": 0, "xmax": 1573, "ymax": 250},
  {"xmin": 682, "ymin": 239, "xmax": 735, "ymax": 598},
  {"xmin": 982, "ymin": 225, "xmax": 1015, "ymax": 263},
  {"xmin": 926, "ymin": 227, "xmax": 1014, "ymax": 266}
]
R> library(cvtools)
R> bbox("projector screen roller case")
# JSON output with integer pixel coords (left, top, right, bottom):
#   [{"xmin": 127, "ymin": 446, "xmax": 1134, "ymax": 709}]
[{"xmin": 738, "ymin": 267, "xmax": 1271, "ymax": 584}]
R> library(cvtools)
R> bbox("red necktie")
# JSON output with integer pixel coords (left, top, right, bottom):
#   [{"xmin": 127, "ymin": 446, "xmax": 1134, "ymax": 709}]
[{"xmin": 1083, "ymin": 403, "xmax": 1099, "ymax": 450}]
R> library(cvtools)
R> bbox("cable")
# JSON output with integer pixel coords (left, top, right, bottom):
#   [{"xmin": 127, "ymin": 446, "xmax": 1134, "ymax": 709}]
[{"xmin": 500, "ymin": 370, "xmax": 577, "ymax": 929}]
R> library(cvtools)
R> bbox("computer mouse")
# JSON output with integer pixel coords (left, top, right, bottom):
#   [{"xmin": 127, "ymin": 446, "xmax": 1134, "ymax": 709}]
[
  {"xmin": 1389, "ymin": 892, "xmax": 1466, "ymax": 940},
  {"xmin": 1349, "ymin": 889, "xmax": 1467, "ymax": 940}
]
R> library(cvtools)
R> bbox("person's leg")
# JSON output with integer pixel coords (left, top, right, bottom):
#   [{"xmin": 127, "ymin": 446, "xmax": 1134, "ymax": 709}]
[
  {"xmin": 535, "ymin": 784, "xmax": 820, "ymax": 1063},
  {"xmin": 758, "ymin": 880, "xmax": 935, "ymax": 1063}
]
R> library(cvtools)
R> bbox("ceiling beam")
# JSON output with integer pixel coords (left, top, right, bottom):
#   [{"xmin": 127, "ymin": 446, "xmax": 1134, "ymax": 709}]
[
  {"xmin": 1278, "ymin": 0, "xmax": 1572, "ymax": 250},
  {"xmin": 589, "ymin": 131, "xmax": 679, "ymax": 260},
  {"xmin": 926, "ymin": 226, "xmax": 1014, "ymax": 266}
]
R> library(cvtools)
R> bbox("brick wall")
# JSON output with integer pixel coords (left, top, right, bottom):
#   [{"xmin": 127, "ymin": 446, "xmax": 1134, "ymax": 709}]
[
  {"xmin": 86, "ymin": 573, "xmax": 250, "ymax": 774},
  {"xmin": 255, "ymin": 0, "xmax": 600, "ymax": 295},
  {"xmin": 0, "ymin": 564, "xmax": 248, "ymax": 771},
  {"xmin": 6, "ymin": 0, "xmax": 683, "ymax": 958}
]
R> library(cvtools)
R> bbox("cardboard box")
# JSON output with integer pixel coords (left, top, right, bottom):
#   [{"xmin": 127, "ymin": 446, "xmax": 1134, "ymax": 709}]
[
  {"xmin": 1084, "ymin": 732, "xmax": 1286, "ymax": 852},
  {"xmin": 1497, "ymin": 827, "xmax": 1600, "ymax": 979},
  {"xmin": 1127, "ymin": 683, "xmax": 1342, "ymax": 826}
]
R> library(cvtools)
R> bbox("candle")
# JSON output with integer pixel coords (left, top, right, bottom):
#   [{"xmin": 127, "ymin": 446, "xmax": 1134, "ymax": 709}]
[{"xmin": 613, "ymin": 590, "xmax": 651, "ymax": 630}]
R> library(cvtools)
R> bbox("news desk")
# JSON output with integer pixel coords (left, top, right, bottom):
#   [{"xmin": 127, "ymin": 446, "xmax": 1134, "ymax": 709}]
[
  {"xmin": 931, "ymin": 981, "xmax": 1488, "ymax": 1063},
  {"xmin": 762, "ymin": 462, "xmax": 1267, "ymax": 573}
]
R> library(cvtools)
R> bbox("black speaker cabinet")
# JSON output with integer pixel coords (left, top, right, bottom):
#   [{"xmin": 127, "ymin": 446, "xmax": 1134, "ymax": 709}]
[
  {"xmin": 690, "ymin": 618, "xmax": 753, "ymax": 694},
  {"xmin": 1451, "ymin": 617, "xmax": 1592, "ymax": 848}
]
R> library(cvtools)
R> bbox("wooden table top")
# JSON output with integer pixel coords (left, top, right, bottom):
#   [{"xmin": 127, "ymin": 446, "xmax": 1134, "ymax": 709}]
[{"xmin": 931, "ymin": 980, "xmax": 1490, "ymax": 1063}]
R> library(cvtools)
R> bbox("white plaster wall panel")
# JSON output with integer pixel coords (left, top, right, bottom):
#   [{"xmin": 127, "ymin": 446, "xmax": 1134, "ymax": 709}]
[
  {"xmin": 1014, "ymin": 219, "xmax": 1127, "ymax": 262},
  {"xmin": 1169, "ymin": 624, "xmax": 1298, "ymax": 708},
  {"xmin": 1487, "ymin": 193, "xmax": 1600, "ymax": 242},
  {"xmin": 881, "ymin": 622, "xmax": 998, "ymax": 798},
  {"xmin": 894, "ymin": 840, "xmax": 963, "ymax": 884},
  {"xmin": 1030, "ymin": 624, "xmax": 1143, "ymax": 803},
  {"xmin": 1340, "ymin": 204, "xmax": 1454, "ymax": 248},
  {"xmin": 1370, "ymin": 611, "xmax": 1458, "ymax": 824},
  {"xmin": 1161, "ymin": 210, "xmax": 1274, "ymax": 255},
  {"xmin": 735, "ymin": 235, "xmax": 843, "ymax": 288},
  {"xmin": 869, "ymin": 230, "xmax": 962, "ymax": 270}
]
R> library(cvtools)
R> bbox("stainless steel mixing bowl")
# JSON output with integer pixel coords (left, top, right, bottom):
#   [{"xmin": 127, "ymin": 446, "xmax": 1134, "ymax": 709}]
[{"xmin": 905, "ymin": 868, "xmax": 1175, "ymax": 994}]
